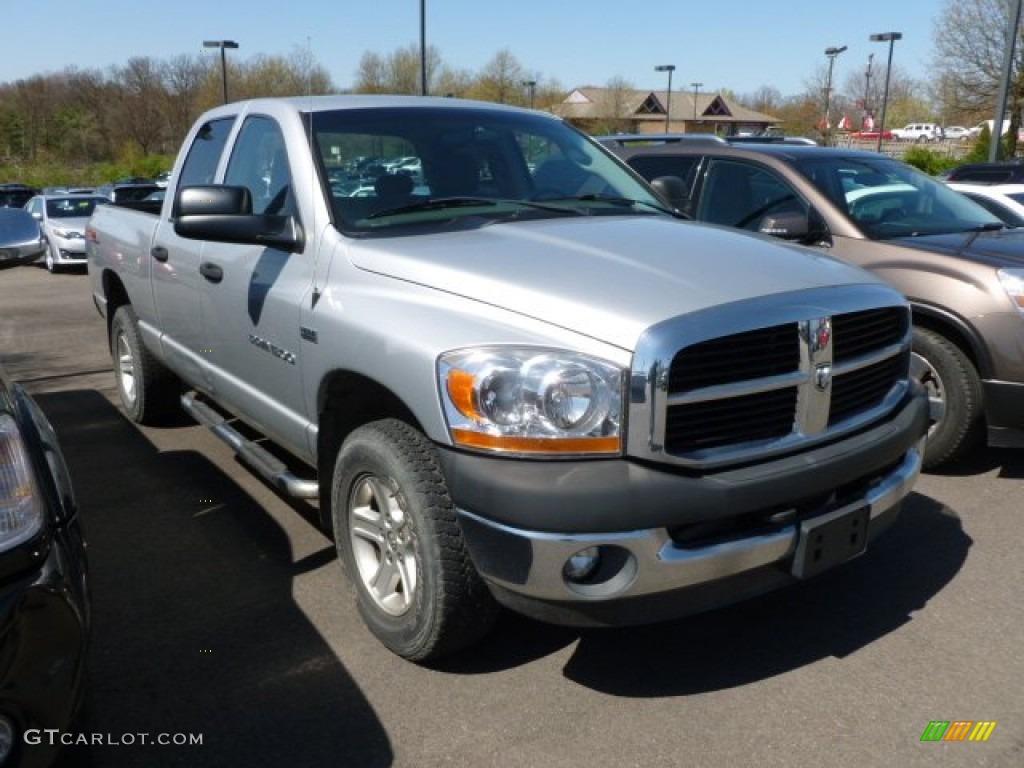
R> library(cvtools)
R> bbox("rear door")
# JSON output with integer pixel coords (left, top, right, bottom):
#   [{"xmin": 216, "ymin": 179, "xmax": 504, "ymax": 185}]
[{"xmin": 151, "ymin": 117, "xmax": 235, "ymax": 391}]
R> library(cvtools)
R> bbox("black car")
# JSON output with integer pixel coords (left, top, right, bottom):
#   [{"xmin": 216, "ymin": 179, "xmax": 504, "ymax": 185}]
[
  {"xmin": 0, "ymin": 365, "xmax": 89, "ymax": 767},
  {"xmin": 944, "ymin": 160, "xmax": 1024, "ymax": 184},
  {"xmin": 0, "ymin": 184, "xmax": 38, "ymax": 209}
]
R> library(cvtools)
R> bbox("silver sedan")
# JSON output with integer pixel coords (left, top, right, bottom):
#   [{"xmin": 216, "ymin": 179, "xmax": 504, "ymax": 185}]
[
  {"xmin": 0, "ymin": 207, "xmax": 46, "ymax": 268},
  {"xmin": 24, "ymin": 194, "xmax": 109, "ymax": 273}
]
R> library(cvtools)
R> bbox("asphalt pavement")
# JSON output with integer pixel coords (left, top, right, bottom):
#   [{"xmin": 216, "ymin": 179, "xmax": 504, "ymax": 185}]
[{"xmin": 2, "ymin": 263, "xmax": 1021, "ymax": 768}]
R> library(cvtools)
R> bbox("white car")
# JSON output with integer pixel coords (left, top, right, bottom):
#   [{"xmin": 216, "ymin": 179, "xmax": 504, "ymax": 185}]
[
  {"xmin": 946, "ymin": 182, "xmax": 1024, "ymax": 227},
  {"xmin": 942, "ymin": 126, "xmax": 970, "ymax": 141},
  {"xmin": 24, "ymin": 194, "xmax": 109, "ymax": 272},
  {"xmin": 891, "ymin": 123, "xmax": 942, "ymax": 142}
]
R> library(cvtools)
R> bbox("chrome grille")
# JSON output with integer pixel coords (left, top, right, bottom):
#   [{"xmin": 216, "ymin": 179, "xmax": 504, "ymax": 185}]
[{"xmin": 628, "ymin": 288, "xmax": 912, "ymax": 470}]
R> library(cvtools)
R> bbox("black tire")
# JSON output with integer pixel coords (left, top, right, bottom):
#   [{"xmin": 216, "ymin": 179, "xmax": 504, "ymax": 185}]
[
  {"xmin": 911, "ymin": 327, "xmax": 984, "ymax": 468},
  {"xmin": 109, "ymin": 305, "xmax": 179, "ymax": 425},
  {"xmin": 332, "ymin": 419, "xmax": 498, "ymax": 661}
]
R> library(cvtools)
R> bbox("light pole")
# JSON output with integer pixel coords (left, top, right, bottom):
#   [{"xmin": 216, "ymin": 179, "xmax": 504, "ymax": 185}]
[
  {"xmin": 823, "ymin": 45, "xmax": 847, "ymax": 146},
  {"xmin": 990, "ymin": 0, "xmax": 1024, "ymax": 160},
  {"xmin": 655, "ymin": 65, "xmax": 675, "ymax": 132},
  {"xmin": 690, "ymin": 82, "xmax": 702, "ymax": 123},
  {"xmin": 203, "ymin": 40, "xmax": 239, "ymax": 104},
  {"xmin": 419, "ymin": 0, "xmax": 427, "ymax": 95},
  {"xmin": 521, "ymin": 80, "xmax": 537, "ymax": 109},
  {"xmin": 864, "ymin": 53, "xmax": 874, "ymax": 120},
  {"xmin": 870, "ymin": 32, "xmax": 902, "ymax": 153}
]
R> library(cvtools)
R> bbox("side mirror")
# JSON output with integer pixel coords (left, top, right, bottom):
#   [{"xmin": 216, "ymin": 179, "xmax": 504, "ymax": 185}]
[
  {"xmin": 649, "ymin": 175, "xmax": 691, "ymax": 215},
  {"xmin": 757, "ymin": 210, "xmax": 809, "ymax": 240},
  {"xmin": 173, "ymin": 185, "xmax": 304, "ymax": 252}
]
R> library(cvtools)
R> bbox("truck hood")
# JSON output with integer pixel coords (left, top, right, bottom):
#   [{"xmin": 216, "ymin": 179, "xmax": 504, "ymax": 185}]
[
  {"xmin": 891, "ymin": 227, "xmax": 1024, "ymax": 268},
  {"xmin": 347, "ymin": 217, "xmax": 883, "ymax": 349}
]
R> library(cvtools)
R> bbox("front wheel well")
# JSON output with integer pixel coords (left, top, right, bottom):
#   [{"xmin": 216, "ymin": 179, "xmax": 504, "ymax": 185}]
[
  {"xmin": 316, "ymin": 372, "xmax": 424, "ymax": 534},
  {"xmin": 910, "ymin": 310, "xmax": 988, "ymax": 380}
]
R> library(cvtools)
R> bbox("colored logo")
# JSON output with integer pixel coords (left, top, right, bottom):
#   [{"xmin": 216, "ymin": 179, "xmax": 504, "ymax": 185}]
[{"xmin": 920, "ymin": 721, "xmax": 996, "ymax": 742}]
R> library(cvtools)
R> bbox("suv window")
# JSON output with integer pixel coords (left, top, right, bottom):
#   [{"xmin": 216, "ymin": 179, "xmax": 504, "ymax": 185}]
[
  {"xmin": 696, "ymin": 159, "xmax": 806, "ymax": 231},
  {"xmin": 176, "ymin": 118, "xmax": 235, "ymax": 192},
  {"xmin": 625, "ymin": 155, "xmax": 700, "ymax": 192},
  {"xmin": 225, "ymin": 116, "xmax": 296, "ymax": 216}
]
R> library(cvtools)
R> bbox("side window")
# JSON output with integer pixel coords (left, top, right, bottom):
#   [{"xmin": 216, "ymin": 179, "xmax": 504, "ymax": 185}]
[
  {"xmin": 224, "ymin": 116, "xmax": 295, "ymax": 216},
  {"xmin": 697, "ymin": 159, "xmax": 806, "ymax": 232},
  {"xmin": 177, "ymin": 118, "xmax": 234, "ymax": 189},
  {"xmin": 628, "ymin": 155, "xmax": 699, "ymax": 190}
]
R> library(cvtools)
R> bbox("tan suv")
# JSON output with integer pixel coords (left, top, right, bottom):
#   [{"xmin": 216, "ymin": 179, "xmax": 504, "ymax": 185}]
[{"xmin": 603, "ymin": 135, "xmax": 1024, "ymax": 468}]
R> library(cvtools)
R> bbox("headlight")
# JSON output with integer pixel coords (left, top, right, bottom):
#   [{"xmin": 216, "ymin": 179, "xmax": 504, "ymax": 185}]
[
  {"xmin": 51, "ymin": 227, "xmax": 83, "ymax": 240},
  {"xmin": 439, "ymin": 347, "xmax": 624, "ymax": 456},
  {"xmin": 0, "ymin": 413, "xmax": 44, "ymax": 551},
  {"xmin": 998, "ymin": 268, "xmax": 1024, "ymax": 311}
]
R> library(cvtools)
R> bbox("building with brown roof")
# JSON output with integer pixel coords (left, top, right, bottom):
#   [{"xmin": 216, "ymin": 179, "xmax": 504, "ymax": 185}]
[{"xmin": 551, "ymin": 87, "xmax": 780, "ymax": 136}]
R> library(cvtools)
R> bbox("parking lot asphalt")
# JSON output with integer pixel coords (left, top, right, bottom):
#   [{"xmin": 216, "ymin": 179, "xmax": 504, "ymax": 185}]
[{"xmin": 2, "ymin": 263, "xmax": 1022, "ymax": 768}]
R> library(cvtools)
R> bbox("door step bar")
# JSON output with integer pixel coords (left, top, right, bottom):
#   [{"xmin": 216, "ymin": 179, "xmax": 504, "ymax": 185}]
[{"xmin": 181, "ymin": 391, "xmax": 319, "ymax": 499}]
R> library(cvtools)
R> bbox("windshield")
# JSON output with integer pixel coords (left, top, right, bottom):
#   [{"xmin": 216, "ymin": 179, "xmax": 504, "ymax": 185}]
[
  {"xmin": 790, "ymin": 154, "xmax": 1003, "ymax": 240},
  {"xmin": 309, "ymin": 105, "xmax": 667, "ymax": 234},
  {"xmin": 45, "ymin": 196, "xmax": 107, "ymax": 218}
]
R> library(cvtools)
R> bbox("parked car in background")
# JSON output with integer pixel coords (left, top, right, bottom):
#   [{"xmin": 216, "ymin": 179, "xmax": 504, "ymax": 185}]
[
  {"xmin": 0, "ymin": 208, "xmax": 46, "ymax": 268},
  {"xmin": 942, "ymin": 126, "xmax": 971, "ymax": 141},
  {"xmin": 93, "ymin": 182, "xmax": 161, "ymax": 204},
  {"xmin": 0, "ymin": 184, "xmax": 38, "ymax": 209},
  {"xmin": 846, "ymin": 129, "xmax": 894, "ymax": 141},
  {"xmin": 891, "ymin": 123, "xmax": 942, "ymax": 142},
  {"xmin": 604, "ymin": 135, "xmax": 1024, "ymax": 468},
  {"xmin": 944, "ymin": 161, "xmax": 1024, "ymax": 184},
  {"xmin": 24, "ymin": 194, "xmax": 109, "ymax": 272},
  {"xmin": 0, "ymin": 362, "xmax": 89, "ymax": 768},
  {"xmin": 947, "ymin": 182, "xmax": 1024, "ymax": 227}
]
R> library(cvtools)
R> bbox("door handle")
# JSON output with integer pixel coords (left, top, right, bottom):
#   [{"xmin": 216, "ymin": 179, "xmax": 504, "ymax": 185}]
[
  {"xmin": 151, "ymin": 245, "xmax": 169, "ymax": 262},
  {"xmin": 200, "ymin": 262, "xmax": 224, "ymax": 283}
]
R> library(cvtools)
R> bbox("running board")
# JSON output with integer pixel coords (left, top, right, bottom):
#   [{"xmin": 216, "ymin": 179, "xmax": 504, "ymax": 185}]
[{"xmin": 181, "ymin": 391, "xmax": 319, "ymax": 499}]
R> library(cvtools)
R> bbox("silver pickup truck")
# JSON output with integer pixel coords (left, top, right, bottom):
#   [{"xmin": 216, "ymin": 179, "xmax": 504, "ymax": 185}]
[{"xmin": 86, "ymin": 96, "xmax": 928, "ymax": 661}]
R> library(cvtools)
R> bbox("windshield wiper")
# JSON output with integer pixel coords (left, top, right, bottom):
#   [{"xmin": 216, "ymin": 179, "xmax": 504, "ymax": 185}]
[
  {"xmin": 366, "ymin": 197, "xmax": 497, "ymax": 219},
  {"xmin": 546, "ymin": 194, "xmax": 677, "ymax": 216},
  {"xmin": 967, "ymin": 222, "xmax": 1005, "ymax": 232}
]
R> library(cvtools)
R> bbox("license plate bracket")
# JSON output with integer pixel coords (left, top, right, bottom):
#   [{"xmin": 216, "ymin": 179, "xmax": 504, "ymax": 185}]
[{"xmin": 792, "ymin": 504, "xmax": 870, "ymax": 579}]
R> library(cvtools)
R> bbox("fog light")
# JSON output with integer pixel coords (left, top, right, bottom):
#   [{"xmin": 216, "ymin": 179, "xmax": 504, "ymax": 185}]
[
  {"xmin": 0, "ymin": 716, "xmax": 15, "ymax": 764},
  {"xmin": 563, "ymin": 546, "xmax": 601, "ymax": 583}
]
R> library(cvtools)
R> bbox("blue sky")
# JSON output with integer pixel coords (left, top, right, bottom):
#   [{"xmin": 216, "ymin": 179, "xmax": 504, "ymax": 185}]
[{"xmin": 3, "ymin": 0, "xmax": 946, "ymax": 97}]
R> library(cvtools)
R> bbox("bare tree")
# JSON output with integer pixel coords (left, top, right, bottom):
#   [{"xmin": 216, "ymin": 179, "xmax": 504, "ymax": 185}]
[
  {"xmin": 354, "ymin": 52, "xmax": 388, "ymax": 94},
  {"xmin": 163, "ymin": 55, "xmax": 211, "ymax": 143},
  {"xmin": 933, "ymin": 0, "xmax": 1024, "ymax": 151},
  {"xmin": 112, "ymin": 57, "xmax": 167, "ymax": 155},
  {"xmin": 741, "ymin": 85, "xmax": 783, "ymax": 114},
  {"xmin": 472, "ymin": 49, "xmax": 526, "ymax": 104}
]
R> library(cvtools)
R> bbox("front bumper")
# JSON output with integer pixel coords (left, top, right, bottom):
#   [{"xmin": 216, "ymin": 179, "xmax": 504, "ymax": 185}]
[
  {"xmin": 445, "ymin": 389, "xmax": 927, "ymax": 626},
  {"xmin": 984, "ymin": 379, "xmax": 1024, "ymax": 447},
  {"xmin": 50, "ymin": 238, "xmax": 87, "ymax": 266}
]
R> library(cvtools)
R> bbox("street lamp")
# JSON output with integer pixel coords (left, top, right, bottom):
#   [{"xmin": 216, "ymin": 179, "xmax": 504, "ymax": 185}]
[
  {"xmin": 690, "ymin": 82, "xmax": 703, "ymax": 122},
  {"xmin": 864, "ymin": 53, "xmax": 874, "ymax": 118},
  {"xmin": 870, "ymin": 32, "xmax": 902, "ymax": 152},
  {"xmin": 521, "ymin": 80, "xmax": 537, "ymax": 109},
  {"xmin": 655, "ymin": 65, "xmax": 675, "ymax": 132},
  {"xmin": 823, "ymin": 45, "xmax": 847, "ymax": 146},
  {"xmin": 419, "ymin": 0, "xmax": 427, "ymax": 95},
  {"xmin": 203, "ymin": 40, "xmax": 239, "ymax": 105}
]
